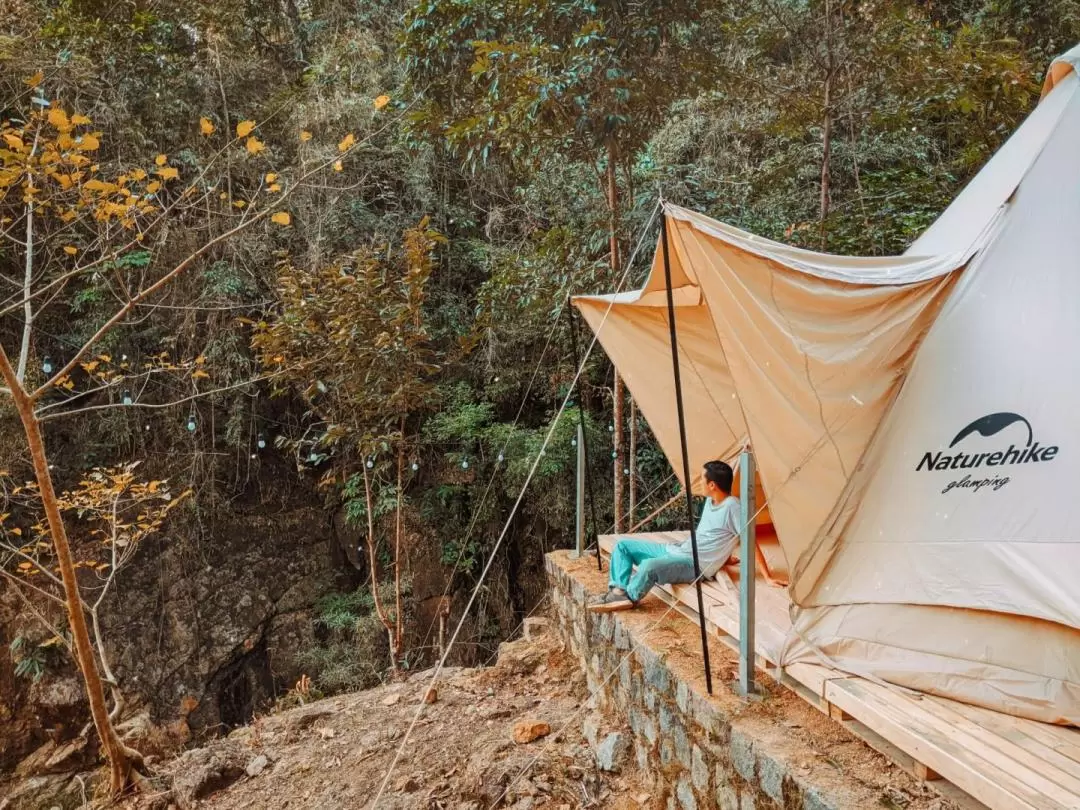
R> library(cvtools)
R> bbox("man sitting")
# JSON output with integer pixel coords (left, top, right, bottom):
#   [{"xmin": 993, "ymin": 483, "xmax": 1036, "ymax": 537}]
[{"xmin": 589, "ymin": 459, "xmax": 784, "ymax": 613}]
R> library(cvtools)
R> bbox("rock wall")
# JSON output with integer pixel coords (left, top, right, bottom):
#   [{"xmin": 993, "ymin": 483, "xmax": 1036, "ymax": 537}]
[{"xmin": 547, "ymin": 551, "xmax": 893, "ymax": 810}]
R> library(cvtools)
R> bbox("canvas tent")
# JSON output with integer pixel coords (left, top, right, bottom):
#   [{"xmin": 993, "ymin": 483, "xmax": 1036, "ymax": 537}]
[{"xmin": 574, "ymin": 44, "xmax": 1080, "ymax": 725}]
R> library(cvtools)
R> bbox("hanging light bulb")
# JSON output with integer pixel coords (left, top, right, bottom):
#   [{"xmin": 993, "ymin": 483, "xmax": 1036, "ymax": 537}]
[
  {"xmin": 497, "ymin": 453, "xmax": 504, "ymax": 463},
  {"xmin": 540, "ymin": 449, "xmax": 546, "ymax": 457},
  {"xmin": 461, "ymin": 459, "xmax": 469, "ymax": 469},
  {"xmin": 257, "ymin": 433, "xmax": 267, "ymax": 450},
  {"xmin": 308, "ymin": 450, "xmax": 319, "ymax": 463},
  {"xmin": 42, "ymin": 356, "xmax": 53, "ymax": 375},
  {"xmin": 608, "ymin": 424, "xmax": 614, "ymax": 433},
  {"xmin": 611, "ymin": 450, "xmax": 617, "ymax": 459},
  {"xmin": 186, "ymin": 412, "xmax": 197, "ymax": 432},
  {"xmin": 571, "ymin": 437, "xmax": 577, "ymax": 447},
  {"xmin": 411, "ymin": 461, "xmax": 419, "ymax": 472},
  {"xmin": 122, "ymin": 389, "xmax": 133, "ymax": 406},
  {"xmin": 366, "ymin": 458, "xmax": 374, "ymax": 469},
  {"xmin": 624, "ymin": 467, "xmax": 630, "ymax": 476}
]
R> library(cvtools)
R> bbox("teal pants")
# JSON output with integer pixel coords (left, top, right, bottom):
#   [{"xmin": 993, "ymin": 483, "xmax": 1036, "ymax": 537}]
[{"xmin": 608, "ymin": 538, "xmax": 697, "ymax": 602}]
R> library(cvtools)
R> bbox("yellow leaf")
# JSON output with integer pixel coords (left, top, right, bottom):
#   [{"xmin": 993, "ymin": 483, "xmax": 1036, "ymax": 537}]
[
  {"xmin": 200, "ymin": 117, "xmax": 215, "ymax": 136},
  {"xmin": 131, "ymin": 168, "xmax": 147, "ymax": 181},
  {"xmin": 299, "ymin": 130, "xmax": 312, "ymax": 142},
  {"xmin": 63, "ymin": 245, "xmax": 78, "ymax": 255},
  {"xmin": 78, "ymin": 133, "xmax": 99, "ymax": 151},
  {"xmin": 233, "ymin": 199, "xmax": 246, "ymax": 208},
  {"xmin": 271, "ymin": 211, "xmax": 291, "ymax": 226},
  {"xmin": 246, "ymin": 136, "xmax": 265, "ymax": 155},
  {"xmin": 98, "ymin": 354, "xmax": 111, "ymax": 363},
  {"xmin": 268, "ymin": 183, "xmax": 281, "ymax": 193},
  {"xmin": 72, "ymin": 113, "xmax": 92, "ymax": 126},
  {"xmin": 17, "ymin": 561, "xmax": 31, "ymax": 570},
  {"xmin": 146, "ymin": 181, "xmax": 161, "ymax": 194},
  {"xmin": 332, "ymin": 160, "xmax": 343, "ymax": 172},
  {"xmin": 155, "ymin": 153, "xmax": 167, "ymax": 166},
  {"xmin": 11, "ymin": 528, "xmax": 22, "ymax": 536},
  {"xmin": 374, "ymin": 94, "xmax": 391, "ymax": 110},
  {"xmin": 48, "ymin": 107, "xmax": 70, "ymax": 131},
  {"xmin": 3, "ymin": 133, "xmax": 23, "ymax": 150},
  {"xmin": 338, "ymin": 133, "xmax": 355, "ymax": 152},
  {"xmin": 25, "ymin": 70, "xmax": 43, "ymax": 88},
  {"xmin": 265, "ymin": 172, "xmax": 277, "ymax": 183},
  {"xmin": 156, "ymin": 166, "xmax": 179, "ymax": 181},
  {"xmin": 236, "ymin": 120, "xmax": 256, "ymax": 138},
  {"xmin": 219, "ymin": 191, "xmax": 228, "ymax": 200},
  {"xmin": 195, "ymin": 354, "xmax": 206, "ymax": 365},
  {"xmin": 191, "ymin": 369, "xmax": 210, "ymax": 380}
]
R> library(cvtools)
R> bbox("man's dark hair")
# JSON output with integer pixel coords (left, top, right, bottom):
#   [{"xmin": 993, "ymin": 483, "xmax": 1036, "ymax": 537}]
[{"xmin": 703, "ymin": 460, "xmax": 734, "ymax": 494}]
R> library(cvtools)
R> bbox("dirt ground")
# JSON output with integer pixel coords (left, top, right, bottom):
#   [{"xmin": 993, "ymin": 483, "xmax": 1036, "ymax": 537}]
[
  {"xmin": 122, "ymin": 629, "xmax": 650, "ymax": 810},
  {"xmin": 109, "ymin": 578, "xmax": 955, "ymax": 810}
]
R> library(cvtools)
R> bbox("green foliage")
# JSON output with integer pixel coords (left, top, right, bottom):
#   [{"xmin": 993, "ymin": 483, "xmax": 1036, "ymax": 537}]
[
  {"xmin": 9, "ymin": 635, "xmax": 56, "ymax": 682},
  {"xmin": 298, "ymin": 580, "xmax": 412, "ymax": 693}
]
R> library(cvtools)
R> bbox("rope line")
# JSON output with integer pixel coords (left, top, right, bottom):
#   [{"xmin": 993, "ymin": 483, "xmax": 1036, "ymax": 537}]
[{"xmin": 367, "ymin": 200, "xmax": 661, "ymax": 808}]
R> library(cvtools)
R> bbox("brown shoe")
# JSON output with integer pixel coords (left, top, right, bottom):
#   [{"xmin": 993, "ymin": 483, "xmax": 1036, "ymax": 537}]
[{"xmin": 587, "ymin": 589, "xmax": 636, "ymax": 613}]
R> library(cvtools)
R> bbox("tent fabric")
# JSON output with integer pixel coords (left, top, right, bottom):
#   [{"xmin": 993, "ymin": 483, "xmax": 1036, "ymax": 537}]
[{"xmin": 573, "ymin": 45, "xmax": 1080, "ymax": 725}]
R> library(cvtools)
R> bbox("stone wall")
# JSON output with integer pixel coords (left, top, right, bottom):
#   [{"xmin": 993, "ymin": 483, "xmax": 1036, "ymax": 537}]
[{"xmin": 546, "ymin": 551, "xmax": 911, "ymax": 810}]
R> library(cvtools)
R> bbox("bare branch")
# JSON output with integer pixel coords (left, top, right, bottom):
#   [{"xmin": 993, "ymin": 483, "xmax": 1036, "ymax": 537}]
[{"xmin": 36, "ymin": 371, "xmax": 281, "ymax": 422}]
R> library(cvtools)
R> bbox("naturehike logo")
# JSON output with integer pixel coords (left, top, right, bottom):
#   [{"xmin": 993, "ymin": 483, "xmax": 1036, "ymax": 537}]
[{"xmin": 916, "ymin": 412, "xmax": 1060, "ymax": 494}]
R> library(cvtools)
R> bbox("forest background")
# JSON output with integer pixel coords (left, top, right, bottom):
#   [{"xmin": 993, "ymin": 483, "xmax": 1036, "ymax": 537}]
[{"xmin": 0, "ymin": 0, "xmax": 1077, "ymax": 785}]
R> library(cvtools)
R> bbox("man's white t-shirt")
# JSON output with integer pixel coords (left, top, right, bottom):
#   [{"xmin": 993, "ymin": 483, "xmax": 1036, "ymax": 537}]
[{"xmin": 668, "ymin": 495, "xmax": 741, "ymax": 577}]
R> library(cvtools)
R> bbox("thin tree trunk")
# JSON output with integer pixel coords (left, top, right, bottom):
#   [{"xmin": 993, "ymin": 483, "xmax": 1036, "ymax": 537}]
[
  {"xmin": 606, "ymin": 139, "xmax": 626, "ymax": 532},
  {"xmin": 17, "ymin": 131, "xmax": 39, "ymax": 383},
  {"xmin": 819, "ymin": 0, "xmax": 835, "ymax": 248},
  {"xmin": 628, "ymin": 399, "xmax": 637, "ymax": 526},
  {"xmin": 0, "ymin": 347, "xmax": 137, "ymax": 795},
  {"xmin": 361, "ymin": 462, "xmax": 398, "ymax": 673},
  {"xmin": 394, "ymin": 421, "xmax": 405, "ymax": 663}
]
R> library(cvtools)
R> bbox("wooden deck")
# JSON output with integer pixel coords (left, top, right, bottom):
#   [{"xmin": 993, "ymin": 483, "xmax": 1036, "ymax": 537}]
[{"xmin": 599, "ymin": 532, "xmax": 1080, "ymax": 810}]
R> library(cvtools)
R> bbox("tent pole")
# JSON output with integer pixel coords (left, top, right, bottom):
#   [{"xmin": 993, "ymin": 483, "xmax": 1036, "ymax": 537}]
[
  {"xmin": 573, "ymin": 422, "xmax": 585, "ymax": 558},
  {"xmin": 566, "ymin": 300, "xmax": 603, "ymax": 571},
  {"xmin": 660, "ymin": 211, "xmax": 714, "ymax": 695},
  {"xmin": 737, "ymin": 448, "xmax": 758, "ymax": 696}
]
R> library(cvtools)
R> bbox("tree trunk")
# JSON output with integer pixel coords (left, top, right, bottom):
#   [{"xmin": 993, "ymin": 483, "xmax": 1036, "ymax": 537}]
[
  {"xmin": 362, "ymin": 462, "xmax": 399, "ymax": 673},
  {"xmin": 605, "ymin": 139, "xmax": 626, "ymax": 532},
  {"xmin": 819, "ymin": 0, "xmax": 835, "ymax": 248},
  {"xmin": 0, "ymin": 349, "xmax": 136, "ymax": 795},
  {"xmin": 628, "ymin": 399, "xmax": 637, "ymax": 525},
  {"xmin": 394, "ymin": 425, "xmax": 405, "ymax": 663}
]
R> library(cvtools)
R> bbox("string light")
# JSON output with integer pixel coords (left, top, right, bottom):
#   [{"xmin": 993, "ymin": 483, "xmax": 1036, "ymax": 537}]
[
  {"xmin": 571, "ymin": 437, "xmax": 577, "ymax": 447},
  {"xmin": 122, "ymin": 389, "xmax": 133, "ymax": 406},
  {"xmin": 611, "ymin": 450, "xmax": 617, "ymax": 459},
  {"xmin": 366, "ymin": 458, "xmax": 374, "ymax": 469},
  {"xmin": 42, "ymin": 357, "xmax": 53, "ymax": 375},
  {"xmin": 186, "ymin": 412, "xmax": 197, "ymax": 432},
  {"xmin": 461, "ymin": 459, "xmax": 469, "ymax": 469},
  {"xmin": 608, "ymin": 424, "xmax": 614, "ymax": 433},
  {"xmin": 257, "ymin": 433, "xmax": 267, "ymax": 450},
  {"xmin": 497, "ymin": 453, "xmax": 504, "ymax": 463},
  {"xmin": 624, "ymin": 467, "xmax": 630, "ymax": 476},
  {"xmin": 308, "ymin": 450, "xmax": 319, "ymax": 463},
  {"xmin": 411, "ymin": 462, "xmax": 419, "ymax": 472}
]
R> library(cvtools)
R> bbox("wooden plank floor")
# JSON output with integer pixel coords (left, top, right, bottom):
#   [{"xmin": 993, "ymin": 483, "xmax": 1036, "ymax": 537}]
[{"xmin": 599, "ymin": 532, "xmax": 1080, "ymax": 810}]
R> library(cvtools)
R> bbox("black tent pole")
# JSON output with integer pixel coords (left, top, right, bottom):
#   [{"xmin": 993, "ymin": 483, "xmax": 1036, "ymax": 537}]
[
  {"xmin": 660, "ymin": 210, "xmax": 714, "ymax": 695},
  {"xmin": 566, "ymin": 298, "xmax": 603, "ymax": 572}
]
